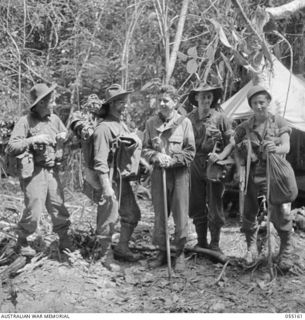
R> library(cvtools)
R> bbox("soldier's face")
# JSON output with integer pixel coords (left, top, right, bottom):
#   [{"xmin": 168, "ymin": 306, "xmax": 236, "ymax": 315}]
[
  {"xmin": 33, "ymin": 93, "xmax": 54, "ymax": 118},
  {"xmin": 112, "ymin": 97, "xmax": 127, "ymax": 115},
  {"xmin": 250, "ymin": 94, "xmax": 270, "ymax": 119},
  {"xmin": 159, "ymin": 93, "xmax": 176, "ymax": 119},
  {"xmin": 196, "ymin": 91, "xmax": 213, "ymax": 112}
]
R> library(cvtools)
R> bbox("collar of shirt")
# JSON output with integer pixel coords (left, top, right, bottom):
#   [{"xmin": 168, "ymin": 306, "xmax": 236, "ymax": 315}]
[
  {"xmin": 105, "ymin": 113, "xmax": 121, "ymax": 122},
  {"xmin": 155, "ymin": 110, "xmax": 180, "ymax": 133},
  {"xmin": 192, "ymin": 108, "xmax": 213, "ymax": 124},
  {"xmin": 248, "ymin": 113, "xmax": 274, "ymax": 130},
  {"xmin": 30, "ymin": 111, "xmax": 51, "ymax": 122}
]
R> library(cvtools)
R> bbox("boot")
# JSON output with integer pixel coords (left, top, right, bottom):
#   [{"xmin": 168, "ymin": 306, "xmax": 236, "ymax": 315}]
[
  {"xmin": 113, "ymin": 224, "xmax": 141, "ymax": 262},
  {"xmin": 175, "ymin": 252, "xmax": 185, "ymax": 272},
  {"xmin": 16, "ymin": 236, "xmax": 36, "ymax": 257},
  {"xmin": 148, "ymin": 250, "xmax": 167, "ymax": 268},
  {"xmin": 58, "ymin": 231, "xmax": 75, "ymax": 252},
  {"xmin": 244, "ymin": 229, "xmax": 258, "ymax": 265},
  {"xmin": 194, "ymin": 221, "xmax": 209, "ymax": 249},
  {"xmin": 209, "ymin": 225, "xmax": 223, "ymax": 253},
  {"xmin": 277, "ymin": 230, "xmax": 293, "ymax": 272},
  {"xmin": 174, "ymin": 237, "xmax": 186, "ymax": 271}
]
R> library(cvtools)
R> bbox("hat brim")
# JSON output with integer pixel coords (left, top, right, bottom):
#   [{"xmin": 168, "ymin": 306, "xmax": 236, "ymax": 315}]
[
  {"xmin": 105, "ymin": 90, "xmax": 133, "ymax": 105},
  {"xmin": 30, "ymin": 84, "xmax": 57, "ymax": 110},
  {"xmin": 247, "ymin": 90, "xmax": 272, "ymax": 107},
  {"xmin": 189, "ymin": 87, "xmax": 222, "ymax": 107}
]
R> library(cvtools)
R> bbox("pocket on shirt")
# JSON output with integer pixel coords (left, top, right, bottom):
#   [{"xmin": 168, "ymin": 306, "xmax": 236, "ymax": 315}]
[{"xmin": 168, "ymin": 134, "xmax": 183, "ymax": 153}]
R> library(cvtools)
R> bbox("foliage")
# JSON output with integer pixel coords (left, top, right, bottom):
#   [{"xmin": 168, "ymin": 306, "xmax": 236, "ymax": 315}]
[{"xmin": 0, "ymin": 0, "xmax": 304, "ymax": 126}]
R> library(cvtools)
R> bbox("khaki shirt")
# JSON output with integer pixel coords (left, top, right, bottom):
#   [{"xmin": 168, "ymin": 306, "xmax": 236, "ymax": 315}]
[
  {"xmin": 234, "ymin": 113, "xmax": 291, "ymax": 162},
  {"xmin": 7, "ymin": 113, "xmax": 67, "ymax": 167},
  {"xmin": 142, "ymin": 111, "xmax": 195, "ymax": 167},
  {"xmin": 188, "ymin": 108, "xmax": 232, "ymax": 157},
  {"xmin": 93, "ymin": 114, "xmax": 130, "ymax": 174}
]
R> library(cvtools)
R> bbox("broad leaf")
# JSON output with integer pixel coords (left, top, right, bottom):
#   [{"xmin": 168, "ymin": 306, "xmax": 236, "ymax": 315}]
[
  {"xmin": 177, "ymin": 51, "xmax": 188, "ymax": 62},
  {"xmin": 186, "ymin": 59, "xmax": 198, "ymax": 74},
  {"xmin": 187, "ymin": 47, "xmax": 198, "ymax": 59}
]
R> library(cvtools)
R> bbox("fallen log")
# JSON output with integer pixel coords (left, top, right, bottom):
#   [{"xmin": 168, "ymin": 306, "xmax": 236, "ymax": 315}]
[
  {"xmin": 184, "ymin": 247, "xmax": 229, "ymax": 265},
  {"xmin": 126, "ymin": 243, "xmax": 229, "ymax": 264}
]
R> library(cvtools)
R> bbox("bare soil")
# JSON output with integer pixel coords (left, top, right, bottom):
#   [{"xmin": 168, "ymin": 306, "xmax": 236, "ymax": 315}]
[{"xmin": 1, "ymin": 177, "xmax": 305, "ymax": 313}]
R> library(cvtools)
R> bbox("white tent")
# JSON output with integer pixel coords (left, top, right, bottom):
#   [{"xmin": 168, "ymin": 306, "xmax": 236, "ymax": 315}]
[{"xmin": 222, "ymin": 56, "xmax": 305, "ymax": 132}]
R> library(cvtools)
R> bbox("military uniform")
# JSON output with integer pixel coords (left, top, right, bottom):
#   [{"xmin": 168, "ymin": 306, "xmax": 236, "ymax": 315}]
[
  {"xmin": 234, "ymin": 113, "xmax": 293, "ymax": 262},
  {"xmin": 142, "ymin": 110, "xmax": 195, "ymax": 252},
  {"xmin": 93, "ymin": 114, "xmax": 141, "ymax": 235},
  {"xmin": 7, "ymin": 113, "xmax": 70, "ymax": 239},
  {"xmin": 188, "ymin": 108, "xmax": 232, "ymax": 250}
]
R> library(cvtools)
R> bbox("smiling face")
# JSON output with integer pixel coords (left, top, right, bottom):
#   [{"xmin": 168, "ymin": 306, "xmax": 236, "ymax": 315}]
[
  {"xmin": 196, "ymin": 91, "xmax": 214, "ymax": 116},
  {"xmin": 250, "ymin": 93, "xmax": 270, "ymax": 120},
  {"xmin": 159, "ymin": 93, "xmax": 177, "ymax": 119}
]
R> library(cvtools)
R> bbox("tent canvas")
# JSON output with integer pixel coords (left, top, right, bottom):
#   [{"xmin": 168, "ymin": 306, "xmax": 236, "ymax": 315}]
[{"xmin": 221, "ymin": 56, "xmax": 305, "ymax": 132}]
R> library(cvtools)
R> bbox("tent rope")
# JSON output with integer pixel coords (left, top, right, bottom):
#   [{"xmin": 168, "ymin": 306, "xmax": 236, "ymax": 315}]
[{"xmin": 272, "ymin": 31, "xmax": 293, "ymax": 118}]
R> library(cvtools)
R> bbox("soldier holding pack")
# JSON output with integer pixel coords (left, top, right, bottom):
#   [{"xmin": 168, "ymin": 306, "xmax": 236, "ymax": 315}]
[
  {"xmin": 91, "ymin": 84, "xmax": 142, "ymax": 262},
  {"xmin": 187, "ymin": 84, "xmax": 232, "ymax": 253},
  {"xmin": 6, "ymin": 83, "xmax": 74, "ymax": 255},
  {"xmin": 220, "ymin": 85, "xmax": 294, "ymax": 271}
]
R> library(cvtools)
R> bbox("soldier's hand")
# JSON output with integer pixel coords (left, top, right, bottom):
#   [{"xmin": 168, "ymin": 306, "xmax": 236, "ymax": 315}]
[
  {"xmin": 263, "ymin": 140, "xmax": 276, "ymax": 153},
  {"xmin": 56, "ymin": 132, "xmax": 68, "ymax": 143},
  {"xmin": 161, "ymin": 157, "xmax": 177, "ymax": 168},
  {"xmin": 208, "ymin": 152, "xmax": 220, "ymax": 163},
  {"xmin": 153, "ymin": 153, "xmax": 172, "ymax": 167},
  {"xmin": 102, "ymin": 186, "xmax": 116, "ymax": 199},
  {"xmin": 140, "ymin": 157, "xmax": 152, "ymax": 175}
]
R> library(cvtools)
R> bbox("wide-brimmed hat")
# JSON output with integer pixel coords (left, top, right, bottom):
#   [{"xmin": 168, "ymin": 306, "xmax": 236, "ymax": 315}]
[
  {"xmin": 104, "ymin": 84, "xmax": 132, "ymax": 105},
  {"xmin": 30, "ymin": 83, "xmax": 57, "ymax": 110},
  {"xmin": 188, "ymin": 83, "xmax": 222, "ymax": 107},
  {"xmin": 247, "ymin": 85, "xmax": 272, "ymax": 107}
]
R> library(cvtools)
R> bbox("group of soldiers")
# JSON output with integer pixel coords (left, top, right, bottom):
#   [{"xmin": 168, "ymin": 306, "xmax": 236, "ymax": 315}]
[{"xmin": 6, "ymin": 80, "xmax": 295, "ymax": 272}]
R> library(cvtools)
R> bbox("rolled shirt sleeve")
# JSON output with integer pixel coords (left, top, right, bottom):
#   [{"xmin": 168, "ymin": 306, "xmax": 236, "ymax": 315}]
[
  {"xmin": 6, "ymin": 116, "xmax": 30, "ymax": 156},
  {"xmin": 93, "ymin": 123, "xmax": 112, "ymax": 174}
]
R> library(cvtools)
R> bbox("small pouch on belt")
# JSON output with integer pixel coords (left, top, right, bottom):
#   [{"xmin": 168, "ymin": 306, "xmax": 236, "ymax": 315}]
[{"xmin": 17, "ymin": 151, "xmax": 34, "ymax": 179}]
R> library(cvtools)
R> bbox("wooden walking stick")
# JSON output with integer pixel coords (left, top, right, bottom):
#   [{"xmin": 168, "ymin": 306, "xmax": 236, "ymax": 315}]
[
  {"xmin": 162, "ymin": 166, "xmax": 172, "ymax": 280},
  {"xmin": 266, "ymin": 152, "xmax": 274, "ymax": 280}
]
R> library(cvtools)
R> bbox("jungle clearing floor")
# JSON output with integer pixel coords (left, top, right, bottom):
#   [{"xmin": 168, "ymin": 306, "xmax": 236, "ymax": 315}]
[{"xmin": 1, "ymin": 177, "xmax": 305, "ymax": 313}]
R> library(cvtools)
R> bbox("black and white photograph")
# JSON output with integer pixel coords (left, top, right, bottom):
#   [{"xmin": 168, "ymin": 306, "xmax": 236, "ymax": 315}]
[{"xmin": 0, "ymin": 0, "xmax": 305, "ymax": 316}]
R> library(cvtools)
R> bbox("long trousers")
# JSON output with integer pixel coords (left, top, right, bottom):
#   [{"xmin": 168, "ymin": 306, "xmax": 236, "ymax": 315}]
[
  {"xmin": 96, "ymin": 178, "xmax": 141, "ymax": 235},
  {"xmin": 242, "ymin": 163, "xmax": 292, "ymax": 233},
  {"xmin": 18, "ymin": 166, "xmax": 70, "ymax": 238},
  {"xmin": 151, "ymin": 166, "xmax": 189, "ymax": 251},
  {"xmin": 189, "ymin": 156, "xmax": 225, "ymax": 229}
]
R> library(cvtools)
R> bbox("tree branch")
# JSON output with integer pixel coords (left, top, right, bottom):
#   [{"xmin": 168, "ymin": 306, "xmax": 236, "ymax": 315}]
[
  {"xmin": 266, "ymin": 0, "xmax": 305, "ymax": 20},
  {"xmin": 231, "ymin": 0, "xmax": 272, "ymax": 66}
]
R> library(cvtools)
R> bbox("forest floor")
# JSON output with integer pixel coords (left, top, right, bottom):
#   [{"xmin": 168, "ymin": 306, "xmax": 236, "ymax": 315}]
[{"xmin": 1, "ymin": 176, "xmax": 305, "ymax": 314}]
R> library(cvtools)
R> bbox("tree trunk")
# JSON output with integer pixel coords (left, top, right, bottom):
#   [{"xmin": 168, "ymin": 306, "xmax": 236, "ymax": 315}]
[{"xmin": 166, "ymin": 0, "xmax": 190, "ymax": 84}]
